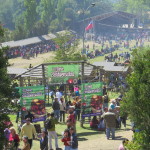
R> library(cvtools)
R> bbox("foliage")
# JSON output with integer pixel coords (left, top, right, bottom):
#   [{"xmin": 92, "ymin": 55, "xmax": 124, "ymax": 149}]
[
  {"xmin": 0, "ymin": 25, "xmax": 12, "ymax": 149},
  {"xmin": 49, "ymin": 32, "xmax": 87, "ymax": 62},
  {"xmin": 114, "ymin": 0, "xmax": 150, "ymax": 23},
  {"xmin": 0, "ymin": 0, "xmax": 149, "ymax": 41},
  {"xmin": 121, "ymin": 47, "xmax": 150, "ymax": 150}
]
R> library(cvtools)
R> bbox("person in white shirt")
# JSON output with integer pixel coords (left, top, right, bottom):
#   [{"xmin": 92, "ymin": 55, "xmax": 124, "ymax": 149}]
[{"xmin": 56, "ymin": 89, "xmax": 62, "ymax": 102}]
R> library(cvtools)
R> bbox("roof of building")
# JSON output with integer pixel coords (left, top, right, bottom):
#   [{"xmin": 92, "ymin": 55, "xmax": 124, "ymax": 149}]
[
  {"xmin": 103, "ymin": 66, "xmax": 129, "ymax": 72},
  {"xmin": 93, "ymin": 61, "xmax": 115, "ymax": 67},
  {"xmin": 7, "ymin": 67, "xmax": 27, "ymax": 75},
  {"xmin": 1, "ymin": 33, "xmax": 56, "ymax": 48}
]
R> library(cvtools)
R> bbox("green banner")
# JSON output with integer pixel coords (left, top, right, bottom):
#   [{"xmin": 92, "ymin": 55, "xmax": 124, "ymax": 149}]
[
  {"xmin": 19, "ymin": 86, "xmax": 46, "ymax": 122},
  {"xmin": 81, "ymin": 82, "xmax": 103, "ymax": 117},
  {"xmin": 47, "ymin": 64, "xmax": 79, "ymax": 83}
]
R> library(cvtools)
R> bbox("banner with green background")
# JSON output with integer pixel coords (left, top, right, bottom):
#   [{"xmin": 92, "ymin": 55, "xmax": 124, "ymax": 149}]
[
  {"xmin": 19, "ymin": 85, "xmax": 46, "ymax": 122},
  {"xmin": 47, "ymin": 64, "xmax": 79, "ymax": 83},
  {"xmin": 81, "ymin": 82, "xmax": 103, "ymax": 117}
]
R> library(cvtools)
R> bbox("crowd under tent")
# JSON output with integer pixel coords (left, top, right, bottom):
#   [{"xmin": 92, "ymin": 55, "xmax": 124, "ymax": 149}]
[{"xmin": 93, "ymin": 61, "xmax": 130, "ymax": 83}]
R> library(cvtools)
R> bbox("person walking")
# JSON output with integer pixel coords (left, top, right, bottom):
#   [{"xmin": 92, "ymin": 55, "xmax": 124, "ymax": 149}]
[
  {"xmin": 52, "ymin": 98, "xmax": 60, "ymax": 120},
  {"xmin": 47, "ymin": 112, "xmax": 60, "ymax": 150},
  {"xmin": 20, "ymin": 118, "xmax": 37, "ymax": 148},
  {"xmin": 103, "ymin": 108, "xmax": 116, "ymax": 140},
  {"xmin": 103, "ymin": 92, "xmax": 109, "ymax": 109},
  {"xmin": 59, "ymin": 98, "xmax": 66, "ymax": 122}
]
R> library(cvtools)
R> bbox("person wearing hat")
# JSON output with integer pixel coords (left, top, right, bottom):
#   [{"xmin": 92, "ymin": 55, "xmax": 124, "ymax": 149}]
[
  {"xmin": 20, "ymin": 118, "xmax": 37, "ymax": 148},
  {"xmin": 47, "ymin": 112, "xmax": 60, "ymax": 150},
  {"xmin": 22, "ymin": 136, "xmax": 30, "ymax": 150},
  {"xmin": 40, "ymin": 129, "xmax": 48, "ymax": 150}
]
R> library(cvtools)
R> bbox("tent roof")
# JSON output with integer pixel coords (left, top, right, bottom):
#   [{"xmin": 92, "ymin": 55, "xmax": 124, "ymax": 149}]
[
  {"xmin": 103, "ymin": 66, "xmax": 128, "ymax": 72},
  {"xmin": 1, "ymin": 33, "xmax": 56, "ymax": 48},
  {"xmin": 7, "ymin": 67, "xmax": 27, "ymax": 75},
  {"xmin": 93, "ymin": 61, "xmax": 115, "ymax": 67}
]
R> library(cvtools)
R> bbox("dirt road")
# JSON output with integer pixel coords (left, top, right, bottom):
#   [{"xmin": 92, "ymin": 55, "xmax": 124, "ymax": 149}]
[{"xmin": 78, "ymin": 129, "xmax": 133, "ymax": 150}]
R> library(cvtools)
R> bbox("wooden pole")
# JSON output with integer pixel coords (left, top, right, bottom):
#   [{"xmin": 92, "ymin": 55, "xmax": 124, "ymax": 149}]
[{"xmin": 81, "ymin": 62, "xmax": 85, "ymax": 127}]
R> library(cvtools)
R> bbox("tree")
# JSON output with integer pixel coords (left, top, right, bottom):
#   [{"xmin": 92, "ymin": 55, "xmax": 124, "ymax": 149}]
[
  {"xmin": 121, "ymin": 48, "xmax": 150, "ymax": 149},
  {"xmin": 114, "ymin": 0, "xmax": 150, "ymax": 24},
  {"xmin": 38, "ymin": 0, "xmax": 55, "ymax": 27},
  {"xmin": 24, "ymin": 0, "xmax": 38, "ymax": 37},
  {"xmin": 0, "ymin": 25, "xmax": 12, "ymax": 149},
  {"xmin": 47, "ymin": 31, "xmax": 86, "ymax": 62}
]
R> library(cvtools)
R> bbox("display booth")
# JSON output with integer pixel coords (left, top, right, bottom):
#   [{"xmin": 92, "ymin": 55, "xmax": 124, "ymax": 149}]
[{"xmin": 16, "ymin": 61, "xmax": 102, "ymax": 126}]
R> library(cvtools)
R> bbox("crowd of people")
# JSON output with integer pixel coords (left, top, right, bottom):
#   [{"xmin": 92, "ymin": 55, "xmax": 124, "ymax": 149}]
[
  {"xmin": 84, "ymin": 30, "xmax": 149, "ymax": 60},
  {"xmin": 4, "ymin": 83, "xmax": 132, "ymax": 150},
  {"xmin": 4, "ymin": 86, "xmax": 81, "ymax": 150},
  {"xmin": 6, "ymin": 40, "xmax": 57, "ymax": 59}
]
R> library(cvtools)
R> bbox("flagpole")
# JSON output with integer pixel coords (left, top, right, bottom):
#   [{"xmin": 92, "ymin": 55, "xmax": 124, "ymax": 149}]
[{"xmin": 82, "ymin": 3, "xmax": 95, "ymax": 54}]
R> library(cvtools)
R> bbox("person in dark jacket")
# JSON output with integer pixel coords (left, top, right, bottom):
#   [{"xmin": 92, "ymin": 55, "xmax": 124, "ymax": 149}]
[
  {"xmin": 69, "ymin": 127, "xmax": 78, "ymax": 150},
  {"xmin": 40, "ymin": 130, "xmax": 48, "ymax": 150},
  {"xmin": 52, "ymin": 98, "xmax": 60, "ymax": 120},
  {"xmin": 25, "ymin": 111, "xmax": 34, "ymax": 123}
]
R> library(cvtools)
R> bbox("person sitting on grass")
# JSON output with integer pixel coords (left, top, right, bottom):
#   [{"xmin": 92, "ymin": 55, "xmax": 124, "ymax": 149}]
[
  {"xmin": 90, "ymin": 116, "xmax": 99, "ymax": 129},
  {"xmin": 61, "ymin": 129, "xmax": 71, "ymax": 150}
]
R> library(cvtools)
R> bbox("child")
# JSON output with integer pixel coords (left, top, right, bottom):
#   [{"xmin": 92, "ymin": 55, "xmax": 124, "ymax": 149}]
[
  {"xmin": 9, "ymin": 127, "xmax": 20, "ymax": 149},
  {"xmin": 61, "ymin": 129, "xmax": 71, "ymax": 150},
  {"xmin": 69, "ymin": 127, "xmax": 78, "ymax": 150},
  {"xmin": 118, "ymin": 138, "xmax": 129, "ymax": 150},
  {"xmin": 22, "ymin": 136, "xmax": 30, "ymax": 150},
  {"xmin": 40, "ymin": 129, "xmax": 48, "ymax": 150}
]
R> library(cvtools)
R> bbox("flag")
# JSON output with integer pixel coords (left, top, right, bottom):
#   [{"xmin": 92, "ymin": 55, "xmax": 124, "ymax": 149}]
[{"xmin": 85, "ymin": 20, "xmax": 93, "ymax": 31}]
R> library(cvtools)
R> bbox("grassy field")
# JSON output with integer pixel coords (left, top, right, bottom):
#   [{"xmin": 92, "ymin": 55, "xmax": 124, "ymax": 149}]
[{"xmin": 8, "ymin": 40, "xmax": 150, "ymax": 69}]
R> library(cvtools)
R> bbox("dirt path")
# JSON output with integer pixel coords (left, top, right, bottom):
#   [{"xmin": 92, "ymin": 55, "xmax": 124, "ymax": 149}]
[{"xmin": 78, "ymin": 129, "xmax": 133, "ymax": 150}]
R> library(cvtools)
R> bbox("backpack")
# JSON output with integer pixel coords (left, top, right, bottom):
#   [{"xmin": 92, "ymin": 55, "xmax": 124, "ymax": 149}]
[{"xmin": 45, "ymin": 119, "xmax": 53, "ymax": 130}]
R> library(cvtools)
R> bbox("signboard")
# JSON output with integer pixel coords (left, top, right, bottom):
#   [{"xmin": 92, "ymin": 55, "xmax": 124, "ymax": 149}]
[
  {"xmin": 47, "ymin": 64, "xmax": 79, "ymax": 83},
  {"xmin": 81, "ymin": 82, "xmax": 103, "ymax": 118},
  {"xmin": 19, "ymin": 86, "xmax": 46, "ymax": 122}
]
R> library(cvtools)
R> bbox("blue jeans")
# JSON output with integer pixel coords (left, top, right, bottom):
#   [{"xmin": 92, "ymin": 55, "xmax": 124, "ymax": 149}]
[
  {"xmin": 106, "ymin": 127, "xmax": 115, "ymax": 139},
  {"xmin": 54, "ymin": 110, "xmax": 60, "ymax": 120},
  {"xmin": 64, "ymin": 146, "xmax": 71, "ymax": 150},
  {"xmin": 70, "ymin": 148, "xmax": 78, "ymax": 150}
]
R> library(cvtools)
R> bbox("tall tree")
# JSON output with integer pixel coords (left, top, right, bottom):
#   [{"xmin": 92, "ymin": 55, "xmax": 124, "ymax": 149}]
[
  {"xmin": 121, "ymin": 48, "xmax": 150, "ymax": 150},
  {"xmin": 38, "ymin": 0, "xmax": 55, "ymax": 26},
  {"xmin": 24, "ymin": 0, "xmax": 38, "ymax": 37},
  {"xmin": 50, "ymin": 32, "xmax": 86, "ymax": 62},
  {"xmin": 0, "ymin": 25, "xmax": 12, "ymax": 150}
]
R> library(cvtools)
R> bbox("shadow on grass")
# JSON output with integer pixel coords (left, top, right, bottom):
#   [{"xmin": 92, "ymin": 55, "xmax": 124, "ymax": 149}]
[
  {"xmin": 113, "ymin": 136, "xmax": 126, "ymax": 141},
  {"xmin": 78, "ymin": 137, "xmax": 88, "ymax": 141},
  {"xmin": 77, "ymin": 131, "xmax": 102, "ymax": 137}
]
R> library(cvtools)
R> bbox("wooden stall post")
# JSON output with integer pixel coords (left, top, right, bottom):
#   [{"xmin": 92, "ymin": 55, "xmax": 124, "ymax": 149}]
[{"xmin": 80, "ymin": 62, "xmax": 84, "ymax": 127}]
